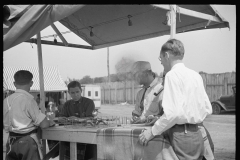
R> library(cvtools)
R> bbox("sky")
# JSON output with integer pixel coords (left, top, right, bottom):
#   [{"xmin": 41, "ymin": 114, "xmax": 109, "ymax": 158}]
[{"xmin": 3, "ymin": 5, "xmax": 236, "ymax": 81}]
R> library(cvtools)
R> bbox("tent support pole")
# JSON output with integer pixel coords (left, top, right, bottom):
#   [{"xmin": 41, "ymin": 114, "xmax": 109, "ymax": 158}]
[
  {"xmin": 170, "ymin": 5, "xmax": 177, "ymax": 39},
  {"xmin": 37, "ymin": 32, "xmax": 46, "ymax": 114},
  {"xmin": 37, "ymin": 32, "xmax": 47, "ymax": 157}
]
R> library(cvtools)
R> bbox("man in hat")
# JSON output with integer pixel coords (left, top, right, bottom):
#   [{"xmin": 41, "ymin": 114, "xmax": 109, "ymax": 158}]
[
  {"xmin": 139, "ymin": 39, "xmax": 213, "ymax": 160},
  {"xmin": 131, "ymin": 61, "xmax": 164, "ymax": 124}
]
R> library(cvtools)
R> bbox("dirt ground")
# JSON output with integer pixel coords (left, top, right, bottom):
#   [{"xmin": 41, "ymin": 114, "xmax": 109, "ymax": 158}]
[
  {"xmin": 3, "ymin": 104, "xmax": 235, "ymax": 160},
  {"xmin": 96, "ymin": 104, "xmax": 236, "ymax": 160}
]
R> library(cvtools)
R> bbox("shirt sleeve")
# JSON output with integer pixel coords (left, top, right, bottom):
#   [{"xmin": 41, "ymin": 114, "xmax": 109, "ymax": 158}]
[
  {"xmin": 151, "ymin": 74, "xmax": 181, "ymax": 136},
  {"xmin": 133, "ymin": 90, "xmax": 142, "ymax": 115},
  {"xmin": 85, "ymin": 100, "xmax": 95, "ymax": 117},
  {"xmin": 27, "ymin": 99, "xmax": 46, "ymax": 126}
]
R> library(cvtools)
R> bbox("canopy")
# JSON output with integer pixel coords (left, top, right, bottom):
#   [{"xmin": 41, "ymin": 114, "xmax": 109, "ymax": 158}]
[
  {"xmin": 3, "ymin": 5, "xmax": 229, "ymax": 51},
  {"xmin": 3, "ymin": 4, "xmax": 230, "ymax": 114},
  {"xmin": 3, "ymin": 66, "xmax": 67, "ymax": 92}
]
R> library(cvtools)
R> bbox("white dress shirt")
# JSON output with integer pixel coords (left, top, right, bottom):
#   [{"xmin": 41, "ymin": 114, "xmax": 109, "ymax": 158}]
[
  {"xmin": 3, "ymin": 89, "xmax": 46, "ymax": 134},
  {"xmin": 152, "ymin": 63, "xmax": 212, "ymax": 136}
]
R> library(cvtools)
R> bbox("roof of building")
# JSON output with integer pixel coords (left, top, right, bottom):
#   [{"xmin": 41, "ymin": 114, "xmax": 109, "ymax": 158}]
[{"xmin": 3, "ymin": 66, "xmax": 67, "ymax": 92}]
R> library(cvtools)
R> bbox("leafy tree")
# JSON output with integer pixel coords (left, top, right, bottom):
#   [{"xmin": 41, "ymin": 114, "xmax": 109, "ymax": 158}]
[
  {"xmin": 115, "ymin": 57, "xmax": 135, "ymax": 81},
  {"xmin": 94, "ymin": 77, "xmax": 104, "ymax": 83},
  {"xmin": 115, "ymin": 57, "xmax": 135, "ymax": 102},
  {"xmin": 110, "ymin": 74, "xmax": 120, "ymax": 82},
  {"xmin": 80, "ymin": 75, "xmax": 93, "ymax": 84}
]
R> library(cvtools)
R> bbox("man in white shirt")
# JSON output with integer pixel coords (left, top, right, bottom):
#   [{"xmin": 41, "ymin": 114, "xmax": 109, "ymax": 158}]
[
  {"xmin": 3, "ymin": 70, "xmax": 55, "ymax": 160},
  {"xmin": 139, "ymin": 39, "xmax": 213, "ymax": 160},
  {"xmin": 131, "ymin": 61, "xmax": 164, "ymax": 124}
]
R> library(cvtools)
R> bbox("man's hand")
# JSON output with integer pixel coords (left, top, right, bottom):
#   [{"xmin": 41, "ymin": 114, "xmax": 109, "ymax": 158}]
[
  {"xmin": 145, "ymin": 115, "xmax": 159, "ymax": 126},
  {"xmin": 46, "ymin": 111, "xmax": 55, "ymax": 120},
  {"xmin": 131, "ymin": 116, "xmax": 146, "ymax": 124},
  {"xmin": 139, "ymin": 128, "xmax": 154, "ymax": 146},
  {"xmin": 67, "ymin": 116, "xmax": 79, "ymax": 120},
  {"xmin": 58, "ymin": 117, "xmax": 68, "ymax": 123}
]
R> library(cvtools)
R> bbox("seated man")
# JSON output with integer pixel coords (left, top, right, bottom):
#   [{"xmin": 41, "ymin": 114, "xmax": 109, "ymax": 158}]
[
  {"xmin": 57, "ymin": 81, "xmax": 96, "ymax": 160},
  {"xmin": 131, "ymin": 61, "xmax": 164, "ymax": 124}
]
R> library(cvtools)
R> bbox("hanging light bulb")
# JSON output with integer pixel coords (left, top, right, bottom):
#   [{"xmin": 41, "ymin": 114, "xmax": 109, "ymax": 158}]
[
  {"xmin": 53, "ymin": 35, "xmax": 57, "ymax": 44},
  {"xmin": 90, "ymin": 26, "xmax": 94, "ymax": 37},
  {"xmin": 128, "ymin": 15, "xmax": 132, "ymax": 26}
]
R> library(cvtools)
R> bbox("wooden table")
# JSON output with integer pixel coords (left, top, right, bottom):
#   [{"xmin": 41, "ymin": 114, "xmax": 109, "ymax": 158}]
[
  {"xmin": 42, "ymin": 125, "xmax": 179, "ymax": 160},
  {"xmin": 42, "ymin": 125, "xmax": 98, "ymax": 160}
]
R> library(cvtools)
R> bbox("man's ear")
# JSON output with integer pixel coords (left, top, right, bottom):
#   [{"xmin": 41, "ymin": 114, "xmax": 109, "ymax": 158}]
[
  {"xmin": 30, "ymin": 80, "xmax": 33, "ymax": 87},
  {"xmin": 166, "ymin": 52, "xmax": 170, "ymax": 59}
]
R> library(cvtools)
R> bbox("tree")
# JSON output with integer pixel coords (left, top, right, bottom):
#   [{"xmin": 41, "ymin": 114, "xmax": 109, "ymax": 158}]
[
  {"xmin": 110, "ymin": 74, "xmax": 120, "ymax": 82},
  {"xmin": 80, "ymin": 75, "xmax": 93, "ymax": 84},
  {"xmin": 115, "ymin": 57, "xmax": 135, "ymax": 102},
  {"xmin": 94, "ymin": 77, "xmax": 104, "ymax": 83},
  {"xmin": 115, "ymin": 57, "xmax": 135, "ymax": 81}
]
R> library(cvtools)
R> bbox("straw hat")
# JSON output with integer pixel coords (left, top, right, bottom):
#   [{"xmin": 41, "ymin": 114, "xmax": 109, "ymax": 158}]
[{"xmin": 131, "ymin": 61, "xmax": 151, "ymax": 75}]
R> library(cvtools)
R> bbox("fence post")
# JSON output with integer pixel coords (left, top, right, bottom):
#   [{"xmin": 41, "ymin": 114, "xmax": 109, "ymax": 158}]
[
  {"xmin": 109, "ymin": 84, "xmax": 111, "ymax": 104},
  {"xmin": 224, "ymin": 76, "xmax": 228, "ymax": 95},
  {"xmin": 132, "ymin": 81, "xmax": 134, "ymax": 105},
  {"xmin": 115, "ymin": 83, "xmax": 117, "ymax": 104},
  {"xmin": 103, "ymin": 87, "xmax": 105, "ymax": 104}
]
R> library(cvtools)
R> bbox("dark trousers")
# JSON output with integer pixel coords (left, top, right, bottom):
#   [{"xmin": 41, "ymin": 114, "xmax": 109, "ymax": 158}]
[
  {"xmin": 6, "ymin": 135, "xmax": 40, "ymax": 160},
  {"xmin": 164, "ymin": 124, "xmax": 204, "ymax": 160}
]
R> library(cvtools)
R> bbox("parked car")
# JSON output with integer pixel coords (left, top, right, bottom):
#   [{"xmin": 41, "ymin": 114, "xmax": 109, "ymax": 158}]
[{"xmin": 211, "ymin": 86, "xmax": 235, "ymax": 114}]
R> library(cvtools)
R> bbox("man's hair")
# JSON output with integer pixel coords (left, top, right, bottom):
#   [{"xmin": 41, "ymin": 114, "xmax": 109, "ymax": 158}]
[
  {"xmin": 160, "ymin": 39, "xmax": 185, "ymax": 57},
  {"xmin": 14, "ymin": 70, "xmax": 33, "ymax": 85},
  {"xmin": 67, "ymin": 81, "xmax": 82, "ymax": 90}
]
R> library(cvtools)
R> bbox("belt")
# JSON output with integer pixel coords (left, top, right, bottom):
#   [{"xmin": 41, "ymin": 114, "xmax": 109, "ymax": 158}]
[
  {"xmin": 174, "ymin": 123, "xmax": 198, "ymax": 128},
  {"xmin": 9, "ymin": 129, "xmax": 38, "ymax": 137},
  {"xmin": 173, "ymin": 123, "xmax": 203, "ymax": 134}
]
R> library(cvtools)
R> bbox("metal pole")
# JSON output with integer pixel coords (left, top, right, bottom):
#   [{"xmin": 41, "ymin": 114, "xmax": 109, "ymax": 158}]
[
  {"xmin": 37, "ymin": 32, "xmax": 46, "ymax": 114},
  {"xmin": 170, "ymin": 5, "xmax": 177, "ymax": 39}
]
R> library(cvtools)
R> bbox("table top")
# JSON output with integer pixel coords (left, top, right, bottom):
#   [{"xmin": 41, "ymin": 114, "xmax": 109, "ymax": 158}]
[{"xmin": 42, "ymin": 124, "xmax": 150, "ymax": 144}]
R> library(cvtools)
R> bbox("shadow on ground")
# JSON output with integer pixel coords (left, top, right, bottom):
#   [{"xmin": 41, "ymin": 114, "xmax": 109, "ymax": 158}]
[
  {"xmin": 218, "ymin": 111, "xmax": 235, "ymax": 115},
  {"xmin": 214, "ymin": 151, "xmax": 236, "ymax": 160}
]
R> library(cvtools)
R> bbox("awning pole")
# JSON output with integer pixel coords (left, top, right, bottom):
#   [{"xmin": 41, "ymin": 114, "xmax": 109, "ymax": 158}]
[
  {"xmin": 37, "ymin": 32, "xmax": 47, "ymax": 157},
  {"xmin": 170, "ymin": 5, "xmax": 177, "ymax": 39},
  {"xmin": 37, "ymin": 32, "xmax": 46, "ymax": 114}
]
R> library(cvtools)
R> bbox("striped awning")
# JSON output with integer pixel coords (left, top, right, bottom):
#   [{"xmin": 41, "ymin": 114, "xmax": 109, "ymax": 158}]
[{"xmin": 3, "ymin": 66, "xmax": 67, "ymax": 92}]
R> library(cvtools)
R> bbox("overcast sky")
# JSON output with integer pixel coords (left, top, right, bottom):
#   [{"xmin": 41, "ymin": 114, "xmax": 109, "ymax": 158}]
[{"xmin": 3, "ymin": 5, "xmax": 236, "ymax": 81}]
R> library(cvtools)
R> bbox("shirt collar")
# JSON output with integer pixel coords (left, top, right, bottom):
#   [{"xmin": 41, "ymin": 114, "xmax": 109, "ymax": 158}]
[
  {"xmin": 149, "ymin": 77, "xmax": 159, "ymax": 88},
  {"xmin": 72, "ymin": 97, "xmax": 82, "ymax": 104},
  {"xmin": 15, "ymin": 89, "xmax": 34, "ymax": 99},
  {"xmin": 171, "ymin": 62, "xmax": 185, "ymax": 70}
]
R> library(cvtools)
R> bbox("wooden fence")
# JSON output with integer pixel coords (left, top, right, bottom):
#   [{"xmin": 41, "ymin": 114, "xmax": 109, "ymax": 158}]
[
  {"xmin": 96, "ymin": 72, "xmax": 235, "ymax": 104},
  {"xmin": 199, "ymin": 72, "xmax": 236, "ymax": 102}
]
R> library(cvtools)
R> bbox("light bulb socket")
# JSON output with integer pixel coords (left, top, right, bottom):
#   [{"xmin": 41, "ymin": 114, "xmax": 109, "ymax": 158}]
[
  {"xmin": 90, "ymin": 26, "xmax": 94, "ymax": 37},
  {"xmin": 54, "ymin": 38, "xmax": 57, "ymax": 44},
  {"xmin": 90, "ymin": 31, "xmax": 94, "ymax": 37},
  {"xmin": 127, "ymin": 15, "xmax": 132, "ymax": 26},
  {"xmin": 128, "ymin": 20, "xmax": 132, "ymax": 26}
]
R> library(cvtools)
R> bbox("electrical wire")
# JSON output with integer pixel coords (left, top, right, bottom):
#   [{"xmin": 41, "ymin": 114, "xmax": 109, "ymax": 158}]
[{"xmin": 40, "ymin": 8, "xmax": 155, "ymax": 39}]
